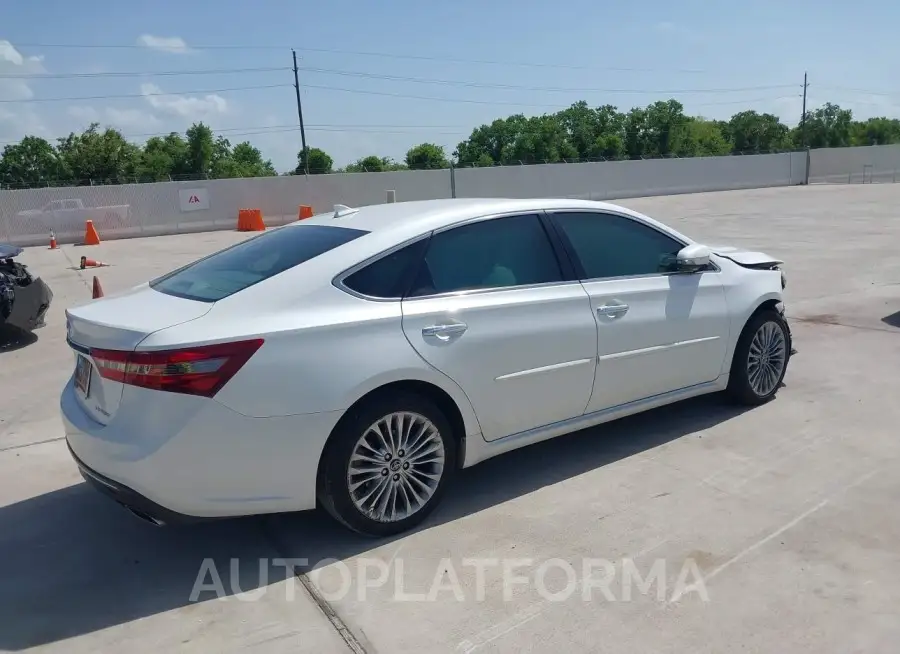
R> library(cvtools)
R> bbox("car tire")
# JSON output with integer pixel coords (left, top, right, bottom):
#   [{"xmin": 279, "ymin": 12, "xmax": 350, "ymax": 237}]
[
  {"xmin": 318, "ymin": 391, "xmax": 457, "ymax": 537},
  {"xmin": 726, "ymin": 308, "xmax": 792, "ymax": 406}
]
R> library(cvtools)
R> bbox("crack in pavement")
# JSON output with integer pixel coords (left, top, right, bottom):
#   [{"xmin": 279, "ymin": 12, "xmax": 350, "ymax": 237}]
[
  {"xmin": 259, "ymin": 517, "xmax": 369, "ymax": 654},
  {"xmin": 0, "ymin": 436, "xmax": 66, "ymax": 453}
]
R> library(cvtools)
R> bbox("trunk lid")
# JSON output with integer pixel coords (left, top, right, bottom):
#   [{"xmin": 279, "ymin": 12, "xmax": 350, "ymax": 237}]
[{"xmin": 66, "ymin": 283, "xmax": 214, "ymax": 425}]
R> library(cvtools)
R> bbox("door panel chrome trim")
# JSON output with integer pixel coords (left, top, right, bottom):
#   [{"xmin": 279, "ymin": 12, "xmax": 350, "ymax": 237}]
[
  {"xmin": 495, "ymin": 357, "xmax": 594, "ymax": 381},
  {"xmin": 597, "ymin": 335, "xmax": 720, "ymax": 362}
]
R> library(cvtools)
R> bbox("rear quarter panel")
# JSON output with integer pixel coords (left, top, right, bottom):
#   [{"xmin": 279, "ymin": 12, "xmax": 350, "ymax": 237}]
[{"xmin": 139, "ymin": 283, "xmax": 483, "ymax": 437}]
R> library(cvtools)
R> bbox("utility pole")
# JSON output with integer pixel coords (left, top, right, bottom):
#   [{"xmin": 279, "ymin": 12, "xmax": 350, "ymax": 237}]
[
  {"xmin": 292, "ymin": 49, "xmax": 309, "ymax": 175},
  {"xmin": 800, "ymin": 71, "xmax": 808, "ymax": 149},
  {"xmin": 801, "ymin": 71, "xmax": 810, "ymax": 185}
]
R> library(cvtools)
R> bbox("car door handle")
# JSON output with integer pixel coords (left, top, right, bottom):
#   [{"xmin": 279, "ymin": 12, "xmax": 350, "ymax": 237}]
[
  {"xmin": 597, "ymin": 303, "xmax": 629, "ymax": 318},
  {"xmin": 422, "ymin": 322, "xmax": 468, "ymax": 341}
]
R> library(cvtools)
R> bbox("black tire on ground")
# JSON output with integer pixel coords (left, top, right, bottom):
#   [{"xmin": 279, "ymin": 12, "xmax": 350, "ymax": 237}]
[
  {"xmin": 726, "ymin": 308, "xmax": 792, "ymax": 406},
  {"xmin": 317, "ymin": 391, "xmax": 457, "ymax": 537}
]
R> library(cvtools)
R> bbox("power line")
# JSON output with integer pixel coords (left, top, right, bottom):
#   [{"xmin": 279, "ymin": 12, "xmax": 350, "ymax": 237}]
[
  {"xmin": 12, "ymin": 42, "xmax": 289, "ymax": 51},
  {"xmin": 295, "ymin": 66, "xmax": 799, "ymax": 95},
  {"xmin": 0, "ymin": 66, "xmax": 291, "ymax": 80},
  {"xmin": 4, "ymin": 76, "xmax": 794, "ymax": 109},
  {"xmin": 814, "ymin": 85, "xmax": 900, "ymax": 99},
  {"xmin": 293, "ymin": 47, "xmax": 711, "ymax": 74},
  {"xmin": 0, "ymin": 62, "xmax": 794, "ymax": 94},
  {"xmin": 0, "ymin": 83, "xmax": 293, "ymax": 103},
  {"xmin": 298, "ymin": 83, "xmax": 798, "ymax": 108},
  {"xmin": 11, "ymin": 41, "xmax": 713, "ymax": 73},
  {"xmin": 0, "ymin": 123, "xmax": 473, "ymax": 146}
]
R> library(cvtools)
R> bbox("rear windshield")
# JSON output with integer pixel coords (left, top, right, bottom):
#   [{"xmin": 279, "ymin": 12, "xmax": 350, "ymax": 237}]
[{"xmin": 150, "ymin": 224, "xmax": 368, "ymax": 302}]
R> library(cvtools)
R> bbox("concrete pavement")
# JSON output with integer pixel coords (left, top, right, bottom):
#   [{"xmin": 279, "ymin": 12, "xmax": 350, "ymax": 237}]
[{"xmin": 2, "ymin": 184, "xmax": 900, "ymax": 653}]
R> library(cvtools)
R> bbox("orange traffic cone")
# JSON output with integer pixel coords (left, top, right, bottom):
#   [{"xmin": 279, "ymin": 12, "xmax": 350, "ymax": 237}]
[
  {"xmin": 80, "ymin": 256, "xmax": 109, "ymax": 270},
  {"xmin": 298, "ymin": 205, "xmax": 314, "ymax": 220},
  {"xmin": 237, "ymin": 208, "xmax": 265, "ymax": 231},
  {"xmin": 91, "ymin": 276, "xmax": 104, "ymax": 299},
  {"xmin": 83, "ymin": 219, "xmax": 101, "ymax": 246},
  {"xmin": 49, "ymin": 230, "xmax": 58, "ymax": 250}
]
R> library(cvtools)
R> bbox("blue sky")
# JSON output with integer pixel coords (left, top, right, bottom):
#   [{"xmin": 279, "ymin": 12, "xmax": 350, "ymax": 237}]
[{"xmin": 1, "ymin": 0, "xmax": 898, "ymax": 172}]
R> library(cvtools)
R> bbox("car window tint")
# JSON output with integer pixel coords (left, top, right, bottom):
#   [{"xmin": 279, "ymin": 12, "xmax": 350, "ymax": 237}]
[
  {"xmin": 553, "ymin": 212, "xmax": 683, "ymax": 279},
  {"xmin": 342, "ymin": 238, "xmax": 429, "ymax": 299},
  {"xmin": 408, "ymin": 214, "xmax": 562, "ymax": 296},
  {"xmin": 151, "ymin": 224, "xmax": 368, "ymax": 302}
]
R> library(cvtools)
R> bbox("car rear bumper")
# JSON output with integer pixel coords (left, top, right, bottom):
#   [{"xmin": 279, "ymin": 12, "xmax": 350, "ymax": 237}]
[
  {"xmin": 61, "ymin": 378, "xmax": 344, "ymax": 520},
  {"xmin": 68, "ymin": 442, "xmax": 209, "ymax": 526}
]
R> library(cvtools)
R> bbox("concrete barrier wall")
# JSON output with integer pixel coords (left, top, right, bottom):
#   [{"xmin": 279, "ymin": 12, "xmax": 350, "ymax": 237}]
[
  {"xmin": 0, "ymin": 169, "xmax": 451, "ymax": 246},
  {"xmin": 0, "ymin": 145, "xmax": 888, "ymax": 247},
  {"xmin": 809, "ymin": 144, "xmax": 900, "ymax": 184},
  {"xmin": 454, "ymin": 152, "xmax": 806, "ymax": 201}
]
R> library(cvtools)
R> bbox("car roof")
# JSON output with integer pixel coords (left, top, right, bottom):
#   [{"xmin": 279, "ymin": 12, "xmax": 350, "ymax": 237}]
[{"xmin": 293, "ymin": 197, "xmax": 653, "ymax": 243}]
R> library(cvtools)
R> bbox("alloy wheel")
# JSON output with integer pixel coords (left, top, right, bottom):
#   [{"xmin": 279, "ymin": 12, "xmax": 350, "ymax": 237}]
[
  {"xmin": 347, "ymin": 411, "xmax": 446, "ymax": 523},
  {"xmin": 747, "ymin": 321, "xmax": 787, "ymax": 397}
]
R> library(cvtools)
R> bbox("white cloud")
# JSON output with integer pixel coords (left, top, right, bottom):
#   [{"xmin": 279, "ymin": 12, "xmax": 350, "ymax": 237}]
[
  {"xmin": 0, "ymin": 40, "xmax": 23, "ymax": 66},
  {"xmin": 0, "ymin": 41, "xmax": 50, "ymax": 143},
  {"xmin": 140, "ymin": 83, "xmax": 228, "ymax": 118},
  {"xmin": 136, "ymin": 34, "xmax": 192, "ymax": 55},
  {"xmin": 0, "ymin": 39, "xmax": 46, "ymax": 102}
]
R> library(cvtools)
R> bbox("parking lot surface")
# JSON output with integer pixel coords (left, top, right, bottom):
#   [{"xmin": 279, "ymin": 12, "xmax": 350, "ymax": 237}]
[{"xmin": 2, "ymin": 184, "xmax": 899, "ymax": 653}]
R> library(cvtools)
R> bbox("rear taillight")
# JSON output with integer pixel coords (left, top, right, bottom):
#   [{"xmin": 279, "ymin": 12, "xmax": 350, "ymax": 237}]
[{"xmin": 91, "ymin": 339, "xmax": 264, "ymax": 397}]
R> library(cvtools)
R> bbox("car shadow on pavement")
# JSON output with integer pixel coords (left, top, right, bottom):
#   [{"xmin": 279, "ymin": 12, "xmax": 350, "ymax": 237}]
[
  {"xmin": 881, "ymin": 310, "xmax": 900, "ymax": 329},
  {"xmin": 0, "ymin": 394, "xmax": 749, "ymax": 651},
  {"xmin": 264, "ymin": 395, "xmax": 753, "ymax": 564},
  {"xmin": 0, "ymin": 325, "xmax": 38, "ymax": 353}
]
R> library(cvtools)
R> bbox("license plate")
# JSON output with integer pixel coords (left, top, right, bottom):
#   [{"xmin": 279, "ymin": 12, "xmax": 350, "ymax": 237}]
[{"xmin": 74, "ymin": 355, "xmax": 92, "ymax": 397}]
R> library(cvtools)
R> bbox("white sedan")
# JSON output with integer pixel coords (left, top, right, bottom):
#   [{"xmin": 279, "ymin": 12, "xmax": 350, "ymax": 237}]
[{"xmin": 61, "ymin": 198, "xmax": 792, "ymax": 536}]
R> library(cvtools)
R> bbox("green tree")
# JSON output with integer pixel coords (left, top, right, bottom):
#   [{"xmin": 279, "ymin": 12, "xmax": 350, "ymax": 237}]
[
  {"xmin": 346, "ymin": 155, "xmax": 386, "ymax": 172},
  {"xmin": 797, "ymin": 102, "xmax": 853, "ymax": 148},
  {"xmin": 725, "ymin": 111, "xmax": 791, "ymax": 153},
  {"xmin": 0, "ymin": 136, "xmax": 67, "ymax": 187},
  {"xmin": 2, "ymin": 97, "xmax": 897, "ymax": 186},
  {"xmin": 405, "ymin": 143, "xmax": 449, "ymax": 169},
  {"xmin": 505, "ymin": 115, "xmax": 578, "ymax": 164},
  {"xmin": 185, "ymin": 122, "xmax": 215, "ymax": 177},
  {"xmin": 850, "ymin": 117, "xmax": 900, "ymax": 146},
  {"xmin": 673, "ymin": 118, "xmax": 731, "ymax": 157},
  {"xmin": 455, "ymin": 115, "xmax": 528, "ymax": 166},
  {"xmin": 56, "ymin": 123, "xmax": 141, "ymax": 182},
  {"xmin": 296, "ymin": 147, "xmax": 333, "ymax": 174},
  {"xmin": 224, "ymin": 142, "xmax": 277, "ymax": 178}
]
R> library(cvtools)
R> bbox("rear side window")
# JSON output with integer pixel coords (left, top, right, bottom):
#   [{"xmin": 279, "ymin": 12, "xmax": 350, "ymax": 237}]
[
  {"xmin": 151, "ymin": 224, "xmax": 368, "ymax": 302},
  {"xmin": 342, "ymin": 238, "xmax": 429, "ymax": 299}
]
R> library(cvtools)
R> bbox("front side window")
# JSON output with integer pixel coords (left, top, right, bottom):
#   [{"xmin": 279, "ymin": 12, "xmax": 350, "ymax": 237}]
[
  {"xmin": 408, "ymin": 214, "xmax": 563, "ymax": 297},
  {"xmin": 552, "ymin": 212, "xmax": 684, "ymax": 280}
]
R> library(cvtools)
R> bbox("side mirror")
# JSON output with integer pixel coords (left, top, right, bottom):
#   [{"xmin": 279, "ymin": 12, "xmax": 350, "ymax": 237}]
[{"xmin": 675, "ymin": 244, "xmax": 711, "ymax": 272}]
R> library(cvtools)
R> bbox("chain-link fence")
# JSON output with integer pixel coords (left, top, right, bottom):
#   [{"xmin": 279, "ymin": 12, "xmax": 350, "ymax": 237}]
[{"xmin": 0, "ymin": 151, "xmax": 810, "ymax": 246}]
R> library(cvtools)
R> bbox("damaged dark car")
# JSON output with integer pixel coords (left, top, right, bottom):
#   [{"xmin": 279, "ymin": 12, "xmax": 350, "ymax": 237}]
[{"xmin": 0, "ymin": 244, "xmax": 53, "ymax": 332}]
